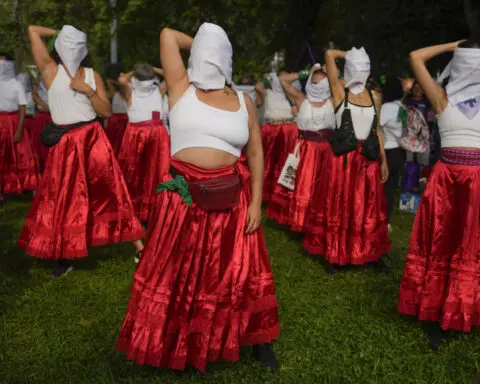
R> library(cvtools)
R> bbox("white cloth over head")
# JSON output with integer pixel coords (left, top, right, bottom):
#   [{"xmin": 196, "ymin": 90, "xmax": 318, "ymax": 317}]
[
  {"xmin": 188, "ymin": 23, "xmax": 232, "ymax": 90},
  {"xmin": 54, "ymin": 25, "xmax": 88, "ymax": 76},
  {"xmin": 344, "ymin": 47, "xmax": 371, "ymax": 95},
  {"xmin": 0, "ymin": 60, "xmax": 16, "ymax": 81},
  {"xmin": 438, "ymin": 47, "xmax": 480, "ymax": 108},
  {"xmin": 305, "ymin": 64, "xmax": 331, "ymax": 103}
]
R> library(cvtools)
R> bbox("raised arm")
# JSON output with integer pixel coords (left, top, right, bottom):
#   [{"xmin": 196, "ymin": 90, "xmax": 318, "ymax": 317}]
[
  {"xmin": 325, "ymin": 49, "xmax": 345, "ymax": 107},
  {"xmin": 279, "ymin": 72, "xmax": 305, "ymax": 110},
  {"xmin": 28, "ymin": 26, "xmax": 57, "ymax": 88},
  {"xmin": 117, "ymin": 72, "xmax": 133, "ymax": 104},
  {"xmin": 159, "ymin": 28, "xmax": 193, "ymax": 107},
  {"xmin": 254, "ymin": 81, "xmax": 266, "ymax": 108},
  {"xmin": 409, "ymin": 41, "xmax": 461, "ymax": 114}
]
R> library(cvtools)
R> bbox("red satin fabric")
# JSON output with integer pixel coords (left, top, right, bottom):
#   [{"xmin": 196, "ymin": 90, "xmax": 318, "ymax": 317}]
[
  {"xmin": 303, "ymin": 146, "xmax": 390, "ymax": 265},
  {"xmin": 398, "ymin": 160, "xmax": 480, "ymax": 332},
  {"xmin": 105, "ymin": 113, "xmax": 128, "ymax": 157},
  {"xmin": 0, "ymin": 112, "xmax": 39, "ymax": 194},
  {"xmin": 262, "ymin": 122, "xmax": 298, "ymax": 202},
  {"xmin": 117, "ymin": 159, "xmax": 280, "ymax": 372},
  {"xmin": 27, "ymin": 112, "xmax": 51, "ymax": 173},
  {"xmin": 117, "ymin": 121, "xmax": 170, "ymax": 222},
  {"xmin": 266, "ymin": 139, "xmax": 334, "ymax": 232},
  {"xmin": 18, "ymin": 121, "xmax": 144, "ymax": 259}
]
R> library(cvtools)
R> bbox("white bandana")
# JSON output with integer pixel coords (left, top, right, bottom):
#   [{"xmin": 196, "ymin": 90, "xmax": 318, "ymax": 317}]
[
  {"xmin": 305, "ymin": 65, "xmax": 330, "ymax": 102},
  {"xmin": 344, "ymin": 47, "xmax": 371, "ymax": 94},
  {"xmin": 55, "ymin": 25, "xmax": 88, "ymax": 76},
  {"xmin": 438, "ymin": 47, "xmax": 480, "ymax": 106},
  {"xmin": 0, "ymin": 60, "xmax": 15, "ymax": 81},
  {"xmin": 131, "ymin": 78, "xmax": 158, "ymax": 98},
  {"xmin": 188, "ymin": 23, "xmax": 232, "ymax": 90}
]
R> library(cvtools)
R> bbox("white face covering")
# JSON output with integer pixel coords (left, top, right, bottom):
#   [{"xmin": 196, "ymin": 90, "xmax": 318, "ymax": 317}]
[
  {"xmin": 17, "ymin": 73, "xmax": 33, "ymax": 93},
  {"xmin": 306, "ymin": 69, "xmax": 331, "ymax": 103},
  {"xmin": 438, "ymin": 47, "xmax": 480, "ymax": 107},
  {"xmin": 131, "ymin": 78, "xmax": 158, "ymax": 98},
  {"xmin": 344, "ymin": 47, "xmax": 371, "ymax": 94},
  {"xmin": 268, "ymin": 73, "xmax": 285, "ymax": 95},
  {"xmin": 188, "ymin": 23, "xmax": 233, "ymax": 90},
  {"xmin": 54, "ymin": 25, "xmax": 88, "ymax": 76},
  {"xmin": 0, "ymin": 60, "xmax": 15, "ymax": 81}
]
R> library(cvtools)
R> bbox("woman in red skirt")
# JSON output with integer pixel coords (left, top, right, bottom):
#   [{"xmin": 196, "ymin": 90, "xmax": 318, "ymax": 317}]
[
  {"xmin": 117, "ymin": 64, "xmax": 170, "ymax": 227},
  {"xmin": 106, "ymin": 77, "xmax": 128, "ymax": 157},
  {"xmin": 267, "ymin": 64, "xmax": 336, "ymax": 231},
  {"xmin": 303, "ymin": 48, "xmax": 390, "ymax": 273},
  {"xmin": 117, "ymin": 23, "xmax": 280, "ymax": 372},
  {"xmin": 398, "ymin": 38, "xmax": 480, "ymax": 350},
  {"xmin": 18, "ymin": 25, "xmax": 144, "ymax": 277},
  {"xmin": 0, "ymin": 54, "xmax": 39, "ymax": 201},
  {"xmin": 31, "ymin": 77, "xmax": 52, "ymax": 173},
  {"xmin": 256, "ymin": 73, "xmax": 298, "ymax": 202}
]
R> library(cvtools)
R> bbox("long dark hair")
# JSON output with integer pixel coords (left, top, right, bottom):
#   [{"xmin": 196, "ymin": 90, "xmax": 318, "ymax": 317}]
[
  {"xmin": 0, "ymin": 51, "xmax": 14, "ymax": 61},
  {"xmin": 52, "ymin": 47, "xmax": 92, "ymax": 69},
  {"xmin": 381, "ymin": 76, "xmax": 404, "ymax": 103}
]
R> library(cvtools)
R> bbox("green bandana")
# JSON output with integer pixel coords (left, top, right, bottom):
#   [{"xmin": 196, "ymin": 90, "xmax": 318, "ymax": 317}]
[
  {"xmin": 157, "ymin": 175, "xmax": 192, "ymax": 206},
  {"xmin": 397, "ymin": 106, "xmax": 408, "ymax": 132},
  {"xmin": 47, "ymin": 31, "xmax": 60, "ymax": 53}
]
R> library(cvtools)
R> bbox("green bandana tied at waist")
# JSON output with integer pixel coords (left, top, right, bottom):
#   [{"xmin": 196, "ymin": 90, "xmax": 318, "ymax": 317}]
[
  {"xmin": 397, "ymin": 106, "xmax": 408, "ymax": 133},
  {"xmin": 157, "ymin": 175, "xmax": 192, "ymax": 206}
]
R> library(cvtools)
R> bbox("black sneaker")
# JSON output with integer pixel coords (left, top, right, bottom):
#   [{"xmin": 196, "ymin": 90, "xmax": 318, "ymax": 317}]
[
  {"xmin": 428, "ymin": 323, "xmax": 445, "ymax": 352},
  {"xmin": 52, "ymin": 264, "xmax": 74, "ymax": 278},
  {"xmin": 253, "ymin": 343, "xmax": 279, "ymax": 371}
]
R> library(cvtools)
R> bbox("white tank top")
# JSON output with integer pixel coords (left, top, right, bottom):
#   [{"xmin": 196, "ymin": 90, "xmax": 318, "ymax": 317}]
[
  {"xmin": 438, "ymin": 101, "xmax": 480, "ymax": 148},
  {"xmin": 335, "ymin": 100, "xmax": 376, "ymax": 141},
  {"xmin": 296, "ymin": 99, "xmax": 336, "ymax": 132},
  {"xmin": 127, "ymin": 86, "xmax": 163, "ymax": 123},
  {"xmin": 170, "ymin": 85, "xmax": 250, "ymax": 157},
  {"xmin": 48, "ymin": 65, "xmax": 97, "ymax": 125},
  {"xmin": 112, "ymin": 92, "xmax": 127, "ymax": 114},
  {"xmin": 263, "ymin": 90, "xmax": 294, "ymax": 121}
]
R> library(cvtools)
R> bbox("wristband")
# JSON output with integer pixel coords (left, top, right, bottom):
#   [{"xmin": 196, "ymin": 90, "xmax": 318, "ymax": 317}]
[
  {"xmin": 262, "ymin": 78, "xmax": 270, "ymax": 88},
  {"xmin": 298, "ymin": 69, "xmax": 309, "ymax": 80}
]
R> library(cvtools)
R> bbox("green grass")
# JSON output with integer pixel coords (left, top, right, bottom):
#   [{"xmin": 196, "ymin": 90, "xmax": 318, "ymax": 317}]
[{"xmin": 1, "ymin": 195, "xmax": 480, "ymax": 384}]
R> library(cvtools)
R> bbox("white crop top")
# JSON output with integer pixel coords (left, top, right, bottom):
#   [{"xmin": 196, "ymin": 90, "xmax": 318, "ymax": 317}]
[
  {"xmin": 438, "ymin": 101, "xmax": 480, "ymax": 149},
  {"xmin": 296, "ymin": 99, "xmax": 336, "ymax": 132},
  {"xmin": 335, "ymin": 100, "xmax": 376, "ymax": 141},
  {"xmin": 0, "ymin": 79, "xmax": 27, "ymax": 112},
  {"xmin": 48, "ymin": 65, "xmax": 97, "ymax": 125},
  {"xmin": 263, "ymin": 89, "xmax": 294, "ymax": 121},
  {"xmin": 170, "ymin": 85, "xmax": 250, "ymax": 157},
  {"xmin": 380, "ymin": 101, "xmax": 403, "ymax": 150},
  {"xmin": 112, "ymin": 92, "xmax": 127, "ymax": 114},
  {"xmin": 127, "ymin": 86, "xmax": 163, "ymax": 123}
]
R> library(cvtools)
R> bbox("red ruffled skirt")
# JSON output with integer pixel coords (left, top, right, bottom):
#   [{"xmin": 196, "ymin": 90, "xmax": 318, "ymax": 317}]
[
  {"xmin": 262, "ymin": 122, "xmax": 298, "ymax": 202},
  {"xmin": 0, "ymin": 112, "xmax": 39, "ymax": 194},
  {"xmin": 27, "ymin": 112, "xmax": 51, "ymax": 173},
  {"xmin": 303, "ymin": 146, "xmax": 390, "ymax": 265},
  {"xmin": 18, "ymin": 121, "xmax": 144, "ymax": 259},
  {"xmin": 117, "ymin": 120, "xmax": 170, "ymax": 222},
  {"xmin": 117, "ymin": 159, "xmax": 280, "ymax": 372},
  {"xmin": 398, "ymin": 157, "xmax": 480, "ymax": 332},
  {"xmin": 105, "ymin": 113, "xmax": 128, "ymax": 157},
  {"xmin": 266, "ymin": 135, "xmax": 334, "ymax": 232}
]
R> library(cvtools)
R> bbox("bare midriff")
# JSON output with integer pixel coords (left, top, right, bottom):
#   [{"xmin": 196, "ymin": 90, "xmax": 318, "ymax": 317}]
[{"xmin": 174, "ymin": 147, "xmax": 239, "ymax": 169}]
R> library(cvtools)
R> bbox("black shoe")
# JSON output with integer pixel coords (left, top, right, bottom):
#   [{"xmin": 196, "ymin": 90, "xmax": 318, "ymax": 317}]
[
  {"xmin": 372, "ymin": 258, "xmax": 391, "ymax": 274},
  {"xmin": 52, "ymin": 260, "xmax": 74, "ymax": 278},
  {"xmin": 253, "ymin": 343, "xmax": 279, "ymax": 371},
  {"xmin": 428, "ymin": 323, "xmax": 445, "ymax": 352},
  {"xmin": 324, "ymin": 263, "xmax": 342, "ymax": 275}
]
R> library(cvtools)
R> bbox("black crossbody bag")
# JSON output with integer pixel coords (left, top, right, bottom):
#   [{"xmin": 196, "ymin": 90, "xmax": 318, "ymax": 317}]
[
  {"xmin": 361, "ymin": 90, "xmax": 380, "ymax": 161},
  {"xmin": 328, "ymin": 88, "xmax": 358, "ymax": 155},
  {"xmin": 40, "ymin": 118, "xmax": 99, "ymax": 147}
]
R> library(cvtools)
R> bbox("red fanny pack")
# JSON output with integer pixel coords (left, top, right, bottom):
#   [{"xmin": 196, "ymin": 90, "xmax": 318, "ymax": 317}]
[{"xmin": 171, "ymin": 167, "xmax": 242, "ymax": 211}]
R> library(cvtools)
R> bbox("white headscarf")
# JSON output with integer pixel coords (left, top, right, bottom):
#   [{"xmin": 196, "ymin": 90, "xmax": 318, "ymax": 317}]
[
  {"xmin": 0, "ymin": 60, "xmax": 15, "ymax": 81},
  {"xmin": 54, "ymin": 25, "xmax": 88, "ymax": 76},
  {"xmin": 188, "ymin": 23, "xmax": 232, "ymax": 90},
  {"xmin": 131, "ymin": 77, "xmax": 158, "ymax": 98},
  {"xmin": 17, "ymin": 73, "xmax": 33, "ymax": 93},
  {"xmin": 437, "ymin": 47, "xmax": 480, "ymax": 106},
  {"xmin": 305, "ymin": 64, "xmax": 331, "ymax": 102},
  {"xmin": 344, "ymin": 47, "xmax": 371, "ymax": 94}
]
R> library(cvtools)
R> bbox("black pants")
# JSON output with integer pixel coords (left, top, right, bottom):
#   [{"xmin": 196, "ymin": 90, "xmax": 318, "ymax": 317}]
[{"xmin": 385, "ymin": 147, "xmax": 406, "ymax": 222}]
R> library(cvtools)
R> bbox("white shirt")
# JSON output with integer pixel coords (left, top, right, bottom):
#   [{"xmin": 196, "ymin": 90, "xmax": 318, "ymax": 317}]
[
  {"xmin": 0, "ymin": 79, "xmax": 27, "ymax": 112},
  {"xmin": 335, "ymin": 101, "xmax": 376, "ymax": 140},
  {"xmin": 380, "ymin": 101, "xmax": 403, "ymax": 150},
  {"xmin": 127, "ymin": 85, "xmax": 164, "ymax": 123},
  {"xmin": 48, "ymin": 65, "xmax": 97, "ymax": 125},
  {"xmin": 263, "ymin": 89, "xmax": 294, "ymax": 121},
  {"xmin": 438, "ymin": 101, "xmax": 480, "ymax": 148},
  {"xmin": 296, "ymin": 99, "xmax": 336, "ymax": 132}
]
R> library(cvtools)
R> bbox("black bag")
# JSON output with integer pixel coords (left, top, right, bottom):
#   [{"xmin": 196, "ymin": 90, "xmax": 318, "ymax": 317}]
[
  {"xmin": 40, "ymin": 118, "xmax": 98, "ymax": 147},
  {"xmin": 360, "ymin": 90, "xmax": 380, "ymax": 161},
  {"xmin": 328, "ymin": 88, "xmax": 358, "ymax": 155}
]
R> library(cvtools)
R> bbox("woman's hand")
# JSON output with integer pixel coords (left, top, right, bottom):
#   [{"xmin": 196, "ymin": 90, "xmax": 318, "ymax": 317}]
[
  {"xmin": 246, "ymin": 202, "xmax": 262, "ymax": 234},
  {"xmin": 70, "ymin": 73, "xmax": 93, "ymax": 94},
  {"xmin": 13, "ymin": 129, "xmax": 22, "ymax": 144},
  {"xmin": 380, "ymin": 160, "xmax": 389, "ymax": 184}
]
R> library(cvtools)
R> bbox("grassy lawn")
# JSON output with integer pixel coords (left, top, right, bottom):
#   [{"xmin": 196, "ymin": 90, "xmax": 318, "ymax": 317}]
[{"xmin": 1, "ymin": 195, "xmax": 480, "ymax": 384}]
